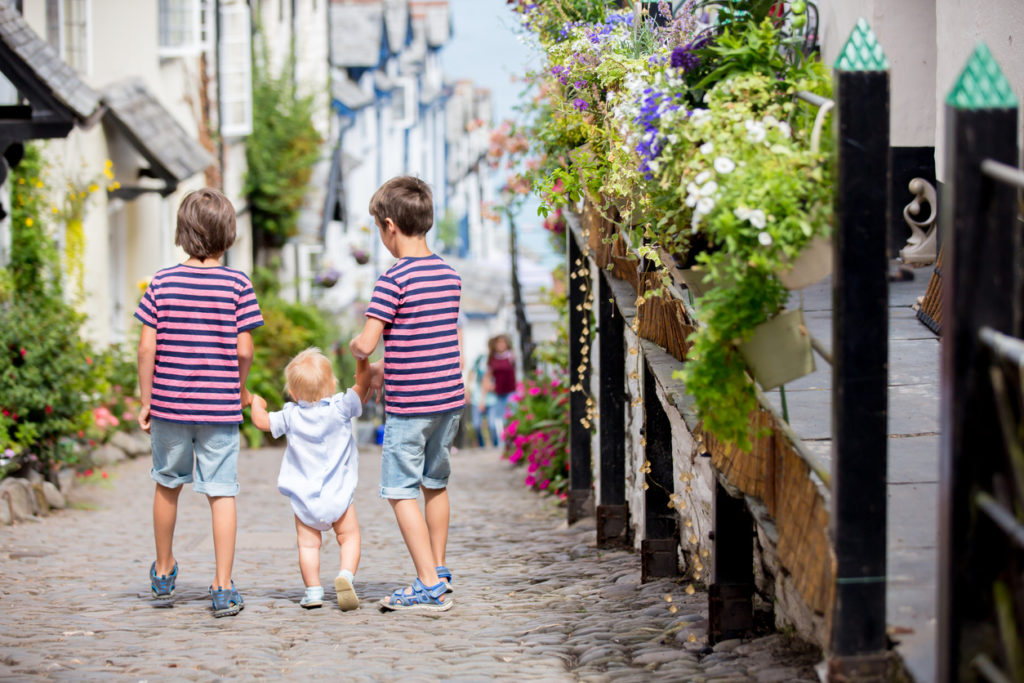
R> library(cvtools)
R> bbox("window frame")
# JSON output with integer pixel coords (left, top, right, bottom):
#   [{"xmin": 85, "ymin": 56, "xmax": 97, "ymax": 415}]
[
  {"xmin": 158, "ymin": 0, "xmax": 202, "ymax": 58},
  {"xmin": 217, "ymin": 1, "xmax": 253, "ymax": 138}
]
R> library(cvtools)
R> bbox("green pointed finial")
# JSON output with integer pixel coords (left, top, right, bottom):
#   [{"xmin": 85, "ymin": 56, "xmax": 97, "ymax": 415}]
[
  {"xmin": 835, "ymin": 18, "xmax": 889, "ymax": 71},
  {"xmin": 946, "ymin": 43, "xmax": 1017, "ymax": 109}
]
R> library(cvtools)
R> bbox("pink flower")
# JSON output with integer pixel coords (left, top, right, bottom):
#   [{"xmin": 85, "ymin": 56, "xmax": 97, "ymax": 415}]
[
  {"xmin": 550, "ymin": 379, "xmax": 559, "ymax": 388},
  {"xmin": 540, "ymin": 479, "xmax": 550, "ymax": 490},
  {"xmin": 524, "ymin": 475, "xmax": 536, "ymax": 487},
  {"xmin": 509, "ymin": 448, "xmax": 523, "ymax": 463},
  {"xmin": 529, "ymin": 387, "xmax": 542, "ymax": 396},
  {"xmin": 527, "ymin": 462, "xmax": 539, "ymax": 473},
  {"xmin": 514, "ymin": 435, "xmax": 526, "ymax": 447}
]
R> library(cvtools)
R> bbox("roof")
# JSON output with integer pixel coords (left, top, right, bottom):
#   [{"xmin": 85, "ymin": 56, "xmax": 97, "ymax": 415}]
[
  {"xmin": 410, "ymin": 0, "xmax": 450, "ymax": 48},
  {"xmin": 0, "ymin": 2, "xmax": 100, "ymax": 121},
  {"xmin": 331, "ymin": 70, "xmax": 374, "ymax": 110},
  {"xmin": 101, "ymin": 78, "xmax": 214, "ymax": 184},
  {"xmin": 329, "ymin": 1, "xmax": 386, "ymax": 68}
]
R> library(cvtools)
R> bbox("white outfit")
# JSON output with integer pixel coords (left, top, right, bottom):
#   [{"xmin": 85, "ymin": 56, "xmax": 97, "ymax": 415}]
[{"xmin": 270, "ymin": 389, "xmax": 363, "ymax": 531}]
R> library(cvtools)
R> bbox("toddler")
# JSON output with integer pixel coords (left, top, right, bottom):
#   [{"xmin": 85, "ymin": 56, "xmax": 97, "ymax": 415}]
[{"xmin": 249, "ymin": 348, "xmax": 371, "ymax": 610}]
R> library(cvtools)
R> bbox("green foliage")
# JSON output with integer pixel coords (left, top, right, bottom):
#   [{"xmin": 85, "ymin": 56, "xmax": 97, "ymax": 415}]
[
  {"xmin": 244, "ymin": 32, "xmax": 323, "ymax": 248},
  {"xmin": 435, "ymin": 209, "xmax": 459, "ymax": 254},
  {"xmin": 0, "ymin": 144, "xmax": 103, "ymax": 468}
]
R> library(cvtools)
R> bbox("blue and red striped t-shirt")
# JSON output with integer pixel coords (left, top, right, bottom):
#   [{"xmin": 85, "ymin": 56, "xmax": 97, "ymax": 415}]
[
  {"xmin": 134, "ymin": 264, "xmax": 264, "ymax": 424},
  {"xmin": 366, "ymin": 254, "xmax": 465, "ymax": 416}
]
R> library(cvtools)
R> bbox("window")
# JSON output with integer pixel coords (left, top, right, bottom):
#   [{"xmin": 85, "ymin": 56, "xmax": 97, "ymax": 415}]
[
  {"xmin": 46, "ymin": 0, "xmax": 90, "ymax": 74},
  {"xmin": 391, "ymin": 77, "xmax": 416, "ymax": 129},
  {"xmin": 218, "ymin": 2, "xmax": 253, "ymax": 137},
  {"xmin": 158, "ymin": 0, "xmax": 201, "ymax": 57}
]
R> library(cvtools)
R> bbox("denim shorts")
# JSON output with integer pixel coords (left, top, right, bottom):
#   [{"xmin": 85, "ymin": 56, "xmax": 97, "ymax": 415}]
[
  {"xmin": 150, "ymin": 419, "xmax": 240, "ymax": 497},
  {"xmin": 380, "ymin": 410, "xmax": 461, "ymax": 500}
]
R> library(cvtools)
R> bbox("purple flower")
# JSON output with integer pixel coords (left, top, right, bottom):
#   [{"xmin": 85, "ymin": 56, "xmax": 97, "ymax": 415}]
[
  {"xmin": 573, "ymin": 98, "xmax": 589, "ymax": 111},
  {"xmin": 573, "ymin": 79, "xmax": 587, "ymax": 89},
  {"xmin": 671, "ymin": 36, "xmax": 711, "ymax": 73}
]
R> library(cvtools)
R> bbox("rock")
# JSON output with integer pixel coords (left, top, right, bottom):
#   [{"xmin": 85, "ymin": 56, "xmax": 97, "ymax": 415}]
[
  {"xmin": 41, "ymin": 481, "xmax": 66, "ymax": 509},
  {"xmin": 754, "ymin": 667, "xmax": 801, "ymax": 682},
  {"xmin": 57, "ymin": 468, "xmax": 75, "ymax": 496},
  {"xmin": 25, "ymin": 469, "xmax": 43, "ymax": 484},
  {"xmin": 569, "ymin": 543, "xmax": 593, "ymax": 559},
  {"xmin": 0, "ymin": 477, "xmax": 36, "ymax": 521},
  {"xmin": 714, "ymin": 638, "xmax": 743, "ymax": 653},
  {"xmin": 90, "ymin": 444, "xmax": 126, "ymax": 467},
  {"xmin": 30, "ymin": 482, "xmax": 49, "ymax": 516},
  {"xmin": 111, "ymin": 431, "xmax": 149, "ymax": 458}
]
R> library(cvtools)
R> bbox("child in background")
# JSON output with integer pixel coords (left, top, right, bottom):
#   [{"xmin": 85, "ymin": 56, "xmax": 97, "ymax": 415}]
[
  {"xmin": 350, "ymin": 176, "xmax": 464, "ymax": 613},
  {"xmin": 249, "ymin": 348, "xmax": 371, "ymax": 610},
  {"xmin": 135, "ymin": 188, "xmax": 263, "ymax": 618}
]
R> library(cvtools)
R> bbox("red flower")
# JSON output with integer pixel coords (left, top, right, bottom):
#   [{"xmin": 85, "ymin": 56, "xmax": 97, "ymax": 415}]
[
  {"xmin": 45, "ymin": 405, "xmax": 53, "ymax": 414},
  {"xmin": 1, "ymin": 409, "xmax": 8, "ymax": 417},
  {"xmin": 19, "ymin": 348, "xmax": 26, "ymax": 356},
  {"xmin": 85, "ymin": 357, "xmax": 92, "ymax": 365},
  {"xmin": 101, "ymin": 472, "xmax": 108, "ymax": 479},
  {"xmin": 84, "ymin": 469, "xmax": 93, "ymax": 477}
]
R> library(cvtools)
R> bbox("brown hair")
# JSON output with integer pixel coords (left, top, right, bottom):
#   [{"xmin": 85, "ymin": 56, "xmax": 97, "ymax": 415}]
[
  {"xmin": 284, "ymin": 348, "xmax": 336, "ymax": 403},
  {"xmin": 175, "ymin": 188, "xmax": 237, "ymax": 260},
  {"xmin": 368, "ymin": 176, "xmax": 434, "ymax": 236}
]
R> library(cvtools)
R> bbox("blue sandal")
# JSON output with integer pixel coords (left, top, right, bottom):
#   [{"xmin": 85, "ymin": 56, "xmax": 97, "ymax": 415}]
[
  {"xmin": 150, "ymin": 562, "xmax": 177, "ymax": 601},
  {"xmin": 379, "ymin": 578, "xmax": 452, "ymax": 613},
  {"xmin": 210, "ymin": 581, "xmax": 244, "ymax": 618},
  {"xmin": 436, "ymin": 565, "xmax": 453, "ymax": 594}
]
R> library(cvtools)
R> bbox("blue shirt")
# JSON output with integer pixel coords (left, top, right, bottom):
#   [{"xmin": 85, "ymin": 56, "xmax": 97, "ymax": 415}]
[{"xmin": 270, "ymin": 389, "xmax": 363, "ymax": 531}]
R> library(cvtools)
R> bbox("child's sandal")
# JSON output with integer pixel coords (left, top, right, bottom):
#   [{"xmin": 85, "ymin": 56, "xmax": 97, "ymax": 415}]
[
  {"xmin": 379, "ymin": 578, "xmax": 452, "ymax": 613},
  {"xmin": 436, "ymin": 565, "xmax": 453, "ymax": 594},
  {"xmin": 210, "ymin": 581, "xmax": 244, "ymax": 618}
]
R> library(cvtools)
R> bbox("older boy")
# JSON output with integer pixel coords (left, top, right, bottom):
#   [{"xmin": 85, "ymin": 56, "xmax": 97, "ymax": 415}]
[{"xmin": 350, "ymin": 176, "xmax": 463, "ymax": 613}]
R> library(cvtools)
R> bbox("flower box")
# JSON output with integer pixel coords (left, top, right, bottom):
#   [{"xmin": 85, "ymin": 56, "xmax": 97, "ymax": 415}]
[{"xmin": 737, "ymin": 308, "xmax": 815, "ymax": 391}]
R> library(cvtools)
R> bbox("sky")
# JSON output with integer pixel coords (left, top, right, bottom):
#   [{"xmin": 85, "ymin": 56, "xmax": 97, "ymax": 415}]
[{"xmin": 441, "ymin": 1, "xmax": 561, "ymax": 272}]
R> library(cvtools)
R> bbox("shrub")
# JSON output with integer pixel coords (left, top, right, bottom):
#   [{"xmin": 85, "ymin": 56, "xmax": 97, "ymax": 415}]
[{"xmin": 503, "ymin": 371, "xmax": 571, "ymax": 497}]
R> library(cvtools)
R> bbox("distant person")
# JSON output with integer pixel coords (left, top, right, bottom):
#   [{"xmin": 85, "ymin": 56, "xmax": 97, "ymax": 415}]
[
  {"xmin": 135, "ymin": 188, "xmax": 263, "ymax": 618},
  {"xmin": 470, "ymin": 351, "xmax": 497, "ymax": 447},
  {"xmin": 350, "ymin": 176, "xmax": 464, "ymax": 613},
  {"xmin": 248, "ymin": 348, "xmax": 371, "ymax": 611},
  {"xmin": 482, "ymin": 334, "xmax": 517, "ymax": 443}
]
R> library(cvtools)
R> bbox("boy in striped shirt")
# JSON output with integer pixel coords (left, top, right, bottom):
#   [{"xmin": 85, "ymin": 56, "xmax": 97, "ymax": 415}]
[
  {"xmin": 134, "ymin": 188, "xmax": 263, "ymax": 617},
  {"xmin": 350, "ymin": 176, "xmax": 464, "ymax": 613}
]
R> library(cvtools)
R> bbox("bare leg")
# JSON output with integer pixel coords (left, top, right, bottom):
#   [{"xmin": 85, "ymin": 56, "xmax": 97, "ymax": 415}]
[
  {"xmin": 332, "ymin": 505, "xmax": 361, "ymax": 576},
  {"xmin": 422, "ymin": 487, "xmax": 450, "ymax": 569},
  {"xmin": 208, "ymin": 496, "xmax": 237, "ymax": 589},
  {"xmin": 389, "ymin": 498, "xmax": 441, "ymax": 587},
  {"xmin": 153, "ymin": 484, "xmax": 182, "ymax": 575},
  {"xmin": 295, "ymin": 516, "xmax": 323, "ymax": 588}
]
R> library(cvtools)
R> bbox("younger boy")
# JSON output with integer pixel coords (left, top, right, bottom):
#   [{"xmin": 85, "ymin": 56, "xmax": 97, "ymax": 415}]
[
  {"xmin": 248, "ymin": 348, "xmax": 371, "ymax": 611},
  {"xmin": 135, "ymin": 188, "xmax": 263, "ymax": 618},
  {"xmin": 350, "ymin": 176, "xmax": 464, "ymax": 613}
]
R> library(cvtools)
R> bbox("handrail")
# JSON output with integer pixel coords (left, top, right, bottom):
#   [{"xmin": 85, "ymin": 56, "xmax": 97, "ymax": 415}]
[
  {"xmin": 810, "ymin": 334, "xmax": 833, "ymax": 366},
  {"xmin": 795, "ymin": 90, "xmax": 835, "ymax": 155},
  {"xmin": 975, "ymin": 491, "xmax": 1024, "ymax": 549},
  {"xmin": 979, "ymin": 326, "xmax": 1024, "ymax": 367},
  {"xmin": 981, "ymin": 158, "xmax": 1024, "ymax": 191}
]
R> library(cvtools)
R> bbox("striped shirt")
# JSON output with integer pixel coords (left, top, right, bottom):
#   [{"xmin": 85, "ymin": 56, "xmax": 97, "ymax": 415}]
[
  {"xmin": 134, "ymin": 264, "xmax": 264, "ymax": 424},
  {"xmin": 366, "ymin": 254, "xmax": 465, "ymax": 415}
]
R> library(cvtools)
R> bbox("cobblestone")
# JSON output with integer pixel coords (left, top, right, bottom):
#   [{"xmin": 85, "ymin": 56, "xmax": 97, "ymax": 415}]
[{"xmin": 0, "ymin": 446, "xmax": 821, "ymax": 680}]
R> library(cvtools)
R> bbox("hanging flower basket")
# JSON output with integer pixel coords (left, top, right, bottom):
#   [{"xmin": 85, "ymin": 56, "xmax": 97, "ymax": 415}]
[
  {"xmin": 776, "ymin": 236, "xmax": 833, "ymax": 290},
  {"xmin": 738, "ymin": 308, "xmax": 815, "ymax": 391}
]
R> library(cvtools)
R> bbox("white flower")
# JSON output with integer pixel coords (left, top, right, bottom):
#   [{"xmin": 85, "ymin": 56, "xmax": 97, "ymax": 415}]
[
  {"xmin": 733, "ymin": 207, "xmax": 752, "ymax": 221},
  {"xmin": 749, "ymin": 210, "xmax": 767, "ymax": 229},
  {"xmin": 685, "ymin": 194, "xmax": 698, "ymax": 208},
  {"xmin": 758, "ymin": 231, "xmax": 773, "ymax": 246},
  {"xmin": 714, "ymin": 156, "xmax": 736, "ymax": 174},
  {"xmin": 649, "ymin": 159, "xmax": 661, "ymax": 173},
  {"xmin": 691, "ymin": 109, "xmax": 711, "ymax": 127},
  {"xmin": 695, "ymin": 171, "xmax": 711, "ymax": 186},
  {"xmin": 691, "ymin": 214, "xmax": 702, "ymax": 233},
  {"xmin": 777, "ymin": 122, "xmax": 792, "ymax": 138},
  {"xmin": 696, "ymin": 196, "xmax": 715, "ymax": 215},
  {"xmin": 764, "ymin": 115, "xmax": 779, "ymax": 127},
  {"xmin": 667, "ymin": 134, "xmax": 679, "ymax": 145},
  {"xmin": 745, "ymin": 119, "xmax": 767, "ymax": 143},
  {"xmin": 700, "ymin": 142, "xmax": 714, "ymax": 155},
  {"xmin": 699, "ymin": 180, "xmax": 718, "ymax": 196}
]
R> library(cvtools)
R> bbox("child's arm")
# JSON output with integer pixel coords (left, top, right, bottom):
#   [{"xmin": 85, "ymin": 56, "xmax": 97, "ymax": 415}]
[
  {"xmin": 137, "ymin": 325, "xmax": 157, "ymax": 433},
  {"xmin": 350, "ymin": 318, "xmax": 385, "ymax": 359},
  {"xmin": 351, "ymin": 357, "xmax": 372, "ymax": 403},
  {"xmin": 249, "ymin": 395, "xmax": 272, "ymax": 432},
  {"xmin": 237, "ymin": 331, "xmax": 255, "ymax": 407}
]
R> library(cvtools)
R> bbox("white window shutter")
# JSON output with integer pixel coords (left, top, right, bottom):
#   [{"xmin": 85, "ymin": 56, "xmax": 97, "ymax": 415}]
[{"xmin": 218, "ymin": 2, "xmax": 252, "ymax": 138}]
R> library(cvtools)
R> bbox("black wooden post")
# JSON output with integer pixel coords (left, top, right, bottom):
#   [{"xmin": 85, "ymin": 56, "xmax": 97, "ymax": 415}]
[
  {"xmin": 597, "ymin": 272, "xmax": 628, "ymax": 546},
  {"xmin": 567, "ymin": 229, "xmax": 593, "ymax": 524},
  {"xmin": 640, "ymin": 359, "xmax": 678, "ymax": 581},
  {"xmin": 709, "ymin": 480, "xmax": 755, "ymax": 643},
  {"xmin": 938, "ymin": 45, "xmax": 1020, "ymax": 683},
  {"xmin": 829, "ymin": 20, "xmax": 891, "ymax": 676}
]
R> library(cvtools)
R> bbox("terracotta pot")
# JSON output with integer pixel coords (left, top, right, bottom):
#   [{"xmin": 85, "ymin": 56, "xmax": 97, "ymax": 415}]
[
  {"xmin": 738, "ymin": 308, "xmax": 815, "ymax": 391},
  {"xmin": 777, "ymin": 236, "xmax": 832, "ymax": 290}
]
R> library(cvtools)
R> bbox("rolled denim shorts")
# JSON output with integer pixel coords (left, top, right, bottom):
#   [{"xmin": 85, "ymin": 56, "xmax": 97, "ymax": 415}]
[
  {"xmin": 150, "ymin": 418, "xmax": 240, "ymax": 497},
  {"xmin": 380, "ymin": 410, "xmax": 461, "ymax": 500}
]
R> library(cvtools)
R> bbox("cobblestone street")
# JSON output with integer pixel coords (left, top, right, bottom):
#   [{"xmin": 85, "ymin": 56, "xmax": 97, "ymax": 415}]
[{"xmin": 1, "ymin": 447, "xmax": 819, "ymax": 681}]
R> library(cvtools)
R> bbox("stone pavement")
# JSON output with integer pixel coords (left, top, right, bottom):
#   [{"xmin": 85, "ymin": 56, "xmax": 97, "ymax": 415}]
[{"xmin": 0, "ymin": 445, "xmax": 820, "ymax": 681}]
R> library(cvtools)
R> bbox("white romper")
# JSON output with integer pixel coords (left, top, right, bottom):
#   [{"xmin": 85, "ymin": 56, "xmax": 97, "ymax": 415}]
[{"xmin": 270, "ymin": 389, "xmax": 363, "ymax": 531}]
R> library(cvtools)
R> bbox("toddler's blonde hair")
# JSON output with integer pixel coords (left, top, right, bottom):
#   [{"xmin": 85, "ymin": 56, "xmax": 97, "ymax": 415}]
[{"xmin": 285, "ymin": 347, "xmax": 336, "ymax": 403}]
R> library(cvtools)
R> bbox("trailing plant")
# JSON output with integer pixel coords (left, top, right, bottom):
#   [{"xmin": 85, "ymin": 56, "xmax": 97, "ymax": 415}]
[{"xmin": 244, "ymin": 30, "xmax": 323, "ymax": 251}]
